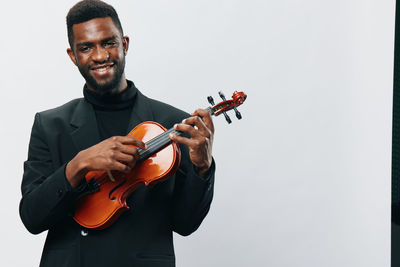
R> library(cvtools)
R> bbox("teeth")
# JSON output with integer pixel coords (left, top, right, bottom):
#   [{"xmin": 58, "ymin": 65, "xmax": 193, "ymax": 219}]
[{"xmin": 93, "ymin": 65, "xmax": 111, "ymax": 71}]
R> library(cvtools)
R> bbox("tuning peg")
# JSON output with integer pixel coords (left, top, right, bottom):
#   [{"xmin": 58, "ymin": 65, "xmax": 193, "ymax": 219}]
[
  {"xmin": 207, "ymin": 96, "xmax": 215, "ymax": 106},
  {"xmin": 218, "ymin": 91, "xmax": 227, "ymax": 101},
  {"xmin": 223, "ymin": 112, "xmax": 232, "ymax": 124},
  {"xmin": 234, "ymin": 107, "xmax": 242, "ymax": 120},
  {"xmin": 217, "ymin": 91, "xmax": 232, "ymax": 123}
]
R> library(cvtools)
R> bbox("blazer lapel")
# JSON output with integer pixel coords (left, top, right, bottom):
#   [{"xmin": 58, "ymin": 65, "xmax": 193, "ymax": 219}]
[
  {"xmin": 69, "ymin": 89, "xmax": 154, "ymax": 152},
  {"xmin": 126, "ymin": 90, "xmax": 155, "ymax": 133},
  {"xmin": 70, "ymin": 99, "xmax": 101, "ymax": 152}
]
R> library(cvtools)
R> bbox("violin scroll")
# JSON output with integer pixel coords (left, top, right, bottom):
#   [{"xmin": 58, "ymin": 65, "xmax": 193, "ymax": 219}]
[
  {"xmin": 232, "ymin": 91, "xmax": 247, "ymax": 106},
  {"xmin": 208, "ymin": 91, "xmax": 247, "ymax": 123}
]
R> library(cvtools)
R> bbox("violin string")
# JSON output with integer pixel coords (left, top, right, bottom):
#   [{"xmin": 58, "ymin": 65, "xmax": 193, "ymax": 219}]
[
  {"xmin": 145, "ymin": 131, "xmax": 172, "ymax": 151},
  {"xmin": 139, "ymin": 129, "xmax": 171, "ymax": 154},
  {"xmin": 143, "ymin": 131, "xmax": 171, "ymax": 151},
  {"xmin": 139, "ymin": 128, "xmax": 182, "ymax": 159},
  {"xmin": 147, "ymin": 129, "xmax": 182, "ymax": 154},
  {"xmin": 146, "ymin": 128, "xmax": 177, "ymax": 147}
]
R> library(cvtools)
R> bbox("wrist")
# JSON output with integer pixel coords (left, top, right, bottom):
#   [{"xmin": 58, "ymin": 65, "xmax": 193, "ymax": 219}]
[
  {"xmin": 65, "ymin": 152, "xmax": 89, "ymax": 188},
  {"xmin": 194, "ymin": 163, "xmax": 211, "ymax": 178}
]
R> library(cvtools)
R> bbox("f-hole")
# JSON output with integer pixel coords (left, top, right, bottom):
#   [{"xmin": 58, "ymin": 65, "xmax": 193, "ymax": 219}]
[{"xmin": 108, "ymin": 177, "xmax": 127, "ymax": 200}]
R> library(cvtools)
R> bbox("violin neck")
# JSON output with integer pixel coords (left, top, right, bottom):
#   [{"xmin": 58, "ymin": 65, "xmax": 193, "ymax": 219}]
[
  {"xmin": 137, "ymin": 128, "xmax": 182, "ymax": 161},
  {"xmin": 206, "ymin": 107, "xmax": 215, "ymax": 116},
  {"xmin": 137, "ymin": 107, "xmax": 214, "ymax": 161}
]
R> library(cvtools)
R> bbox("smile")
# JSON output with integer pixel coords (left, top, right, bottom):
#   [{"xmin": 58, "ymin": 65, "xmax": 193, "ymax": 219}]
[{"xmin": 91, "ymin": 63, "xmax": 114, "ymax": 74}]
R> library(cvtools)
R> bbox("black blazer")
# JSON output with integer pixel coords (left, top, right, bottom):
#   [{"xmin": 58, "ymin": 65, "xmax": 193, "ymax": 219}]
[{"xmin": 19, "ymin": 89, "xmax": 215, "ymax": 267}]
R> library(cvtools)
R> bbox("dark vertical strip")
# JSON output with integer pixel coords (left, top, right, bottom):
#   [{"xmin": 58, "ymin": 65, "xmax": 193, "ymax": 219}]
[{"xmin": 393, "ymin": 1, "xmax": 400, "ymax": 266}]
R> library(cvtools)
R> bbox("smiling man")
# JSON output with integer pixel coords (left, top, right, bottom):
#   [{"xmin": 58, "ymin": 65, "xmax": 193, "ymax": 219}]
[{"xmin": 19, "ymin": 1, "xmax": 215, "ymax": 266}]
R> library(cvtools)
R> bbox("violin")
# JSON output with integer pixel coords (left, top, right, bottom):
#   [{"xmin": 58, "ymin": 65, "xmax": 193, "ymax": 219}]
[{"xmin": 73, "ymin": 91, "xmax": 247, "ymax": 229}]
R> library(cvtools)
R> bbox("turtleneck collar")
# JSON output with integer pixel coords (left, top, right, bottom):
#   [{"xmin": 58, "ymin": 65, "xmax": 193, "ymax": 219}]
[{"xmin": 83, "ymin": 80, "xmax": 138, "ymax": 110}]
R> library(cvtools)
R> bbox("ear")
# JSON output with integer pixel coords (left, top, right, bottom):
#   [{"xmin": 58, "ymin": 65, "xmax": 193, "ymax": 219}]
[
  {"xmin": 122, "ymin": 36, "xmax": 130, "ymax": 55},
  {"xmin": 67, "ymin": 48, "xmax": 78, "ymax": 66}
]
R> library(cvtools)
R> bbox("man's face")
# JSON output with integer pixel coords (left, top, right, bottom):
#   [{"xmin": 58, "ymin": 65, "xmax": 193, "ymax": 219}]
[{"xmin": 67, "ymin": 17, "xmax": 129, "ymax": 94}]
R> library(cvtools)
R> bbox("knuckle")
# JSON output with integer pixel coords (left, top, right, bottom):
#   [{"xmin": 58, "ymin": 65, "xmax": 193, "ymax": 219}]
[
  {"xmin": 200, "ymin": 137, "xmax": 207, "ymax": 144},
  {"xmin": 194, "ymin": 139, "xmax": 201, "ymax": 147},
  {"xmin": 106, "ymin": 158, "xmax": 114, "ymax": 166}
]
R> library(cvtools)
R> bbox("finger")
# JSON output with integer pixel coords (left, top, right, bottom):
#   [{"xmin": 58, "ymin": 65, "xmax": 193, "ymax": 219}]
[
  {"xmin": 170, "ymin": 132, "xmax": 210, "ymax": 152},
  {"xmin": 191, "ymin": 108, "xmax": 209, "ymax": 117},
  {"xmin": 181, "ymin": 116, "xmax": 211, "ymax": 138},
  {"xmin": 173, "ymin": 123, "xmax": 198, "ymax": 138},
  {"xmin": 109, "ymin": 160, "xmax": 132, "ymax": 173},
  {"xmin": 111, "ymin": 136, "xmax": 147, "ymax": 150},
  {"xmin": 118, "ymin": 143, "xmax": 141, "ymax": 156},
  {"xmin": 129, "ymin": 148, "xmax": 141, "ymax": 163},
  {"xmin": 192, "ymin": 109, "xmax": 214, "ymax": 133},
  {"xmin": 169, "ymin": 132, "xmax": 195, "ymax": 147},
  {"xmin": 113, "ymin": 151, "xmax": 135, "ymax": 163},
  {"xmin": 115, "ymin": 150, "xmax": 141, "ymax": 168}
]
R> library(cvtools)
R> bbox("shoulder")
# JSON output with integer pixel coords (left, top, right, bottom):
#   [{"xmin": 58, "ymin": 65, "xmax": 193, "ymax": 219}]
[
  {"xmin": 35, "ymin": 98, "xmax": 83, "ymax": 127},
  {"xmin": 38, "ymin": 98, "xmax": 82, "ymax": 118}
]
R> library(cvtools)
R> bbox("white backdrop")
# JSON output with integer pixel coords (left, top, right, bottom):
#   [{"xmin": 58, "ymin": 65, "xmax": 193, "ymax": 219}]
[{"xmin": 0, "ymin": 0, "xmax": 394, "ymax": 266}]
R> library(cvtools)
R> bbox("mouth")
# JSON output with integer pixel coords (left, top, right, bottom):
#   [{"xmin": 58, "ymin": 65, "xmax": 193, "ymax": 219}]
[{"xmin": 90, "ymin": 63, "xmax": 115, "ymax": 75}]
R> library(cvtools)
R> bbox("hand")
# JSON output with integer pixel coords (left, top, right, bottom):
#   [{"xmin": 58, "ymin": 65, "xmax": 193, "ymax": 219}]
[
  {"xmin": 66, "ymin": 136, "xmax": 146, "ymax": 187},
  {"xmin": 169, "ymin": 109, "xmax": 214, "ymax": 177}
]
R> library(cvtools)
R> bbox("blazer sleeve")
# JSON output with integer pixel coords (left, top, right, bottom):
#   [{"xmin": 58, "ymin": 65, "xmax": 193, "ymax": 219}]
[
  {"xmin": 19, "ymin": 113, "xmax": 88, "ymax": 234},
  {"xmin": 171, "ymin": 142, "xmax": 216, "ymax": 236}
]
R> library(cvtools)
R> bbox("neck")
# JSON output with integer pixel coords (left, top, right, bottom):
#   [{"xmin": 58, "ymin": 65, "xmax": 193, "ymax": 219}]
[{"xmin": 111, "ymin": 74, "xmax": 128, "ymax": 94}]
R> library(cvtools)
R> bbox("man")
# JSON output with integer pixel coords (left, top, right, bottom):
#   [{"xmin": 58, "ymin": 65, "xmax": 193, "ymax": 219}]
[{"xmin": 19, "ymin": 1, "xmax": 215, "ymax": 266}]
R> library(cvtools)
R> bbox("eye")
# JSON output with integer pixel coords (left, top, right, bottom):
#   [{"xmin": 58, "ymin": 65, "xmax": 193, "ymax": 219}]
[
  {"xmin": 79, "ymin": 46, "xmax": 91, "ymax": 53},
  {"xmin": 104, "ymin": 41, "xmax": 117, "ymax": 48}
]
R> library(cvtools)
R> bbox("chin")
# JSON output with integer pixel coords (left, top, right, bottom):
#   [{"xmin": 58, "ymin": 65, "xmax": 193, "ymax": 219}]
[{"xmin": 92, "ymin": 79, "xmax": 121, "ymax": 94}]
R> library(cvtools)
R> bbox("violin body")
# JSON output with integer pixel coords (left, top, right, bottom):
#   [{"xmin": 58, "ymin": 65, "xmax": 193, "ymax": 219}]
[{"xmin": 73, "ymin": 121, "xmax": 181, "ymax": 230}]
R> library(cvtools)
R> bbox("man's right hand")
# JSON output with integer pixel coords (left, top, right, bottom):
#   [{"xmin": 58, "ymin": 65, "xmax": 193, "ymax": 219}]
[{"xmin": 65, "ymin": 136, "xmax": 146, "ymax": 188}]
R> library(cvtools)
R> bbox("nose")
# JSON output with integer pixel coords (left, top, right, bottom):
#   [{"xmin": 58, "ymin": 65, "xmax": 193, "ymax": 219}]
[{"xmin": 92, "ymin": 45, "xmax": 109, "ymax": 63}]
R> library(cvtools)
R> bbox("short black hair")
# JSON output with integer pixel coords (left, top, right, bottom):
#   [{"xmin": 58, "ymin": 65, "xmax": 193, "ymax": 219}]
[{"xmin": 66, "ymin": 0, "xmax": 124, "ymax": 49}]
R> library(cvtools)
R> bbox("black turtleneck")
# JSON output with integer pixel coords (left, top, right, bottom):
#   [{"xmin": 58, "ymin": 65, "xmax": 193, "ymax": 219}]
[{"xmin": 84, "ymin": 80, "xmax": 138, "ymax": 140}]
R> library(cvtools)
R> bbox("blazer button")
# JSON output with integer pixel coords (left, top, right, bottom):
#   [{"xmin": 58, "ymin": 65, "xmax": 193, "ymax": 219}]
[
  {"xmin": 81, "ymin": 229, "xmax": 88, "ymax": 236},
  {"xmin": 57, "ymin": 189, "xmax": 63, "ymax": 197}
]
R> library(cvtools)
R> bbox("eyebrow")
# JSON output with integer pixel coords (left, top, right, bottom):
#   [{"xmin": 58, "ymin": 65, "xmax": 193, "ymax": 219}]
[
  {"xmin": 102, "ymin": 36, "xmax": 118, "ymax": 43},
  {"xmin": 76, "ymin": 41, "xmax": 93, "ymax": 47},
  {"xmin": 76, "ymin": 35, "xmax": 119, "ymax": 47}
]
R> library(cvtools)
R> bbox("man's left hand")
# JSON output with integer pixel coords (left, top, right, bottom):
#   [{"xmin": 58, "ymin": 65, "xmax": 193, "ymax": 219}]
[{"xmin": 169, "ymin": 108, "xmax": 214, "ymax": 178}]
